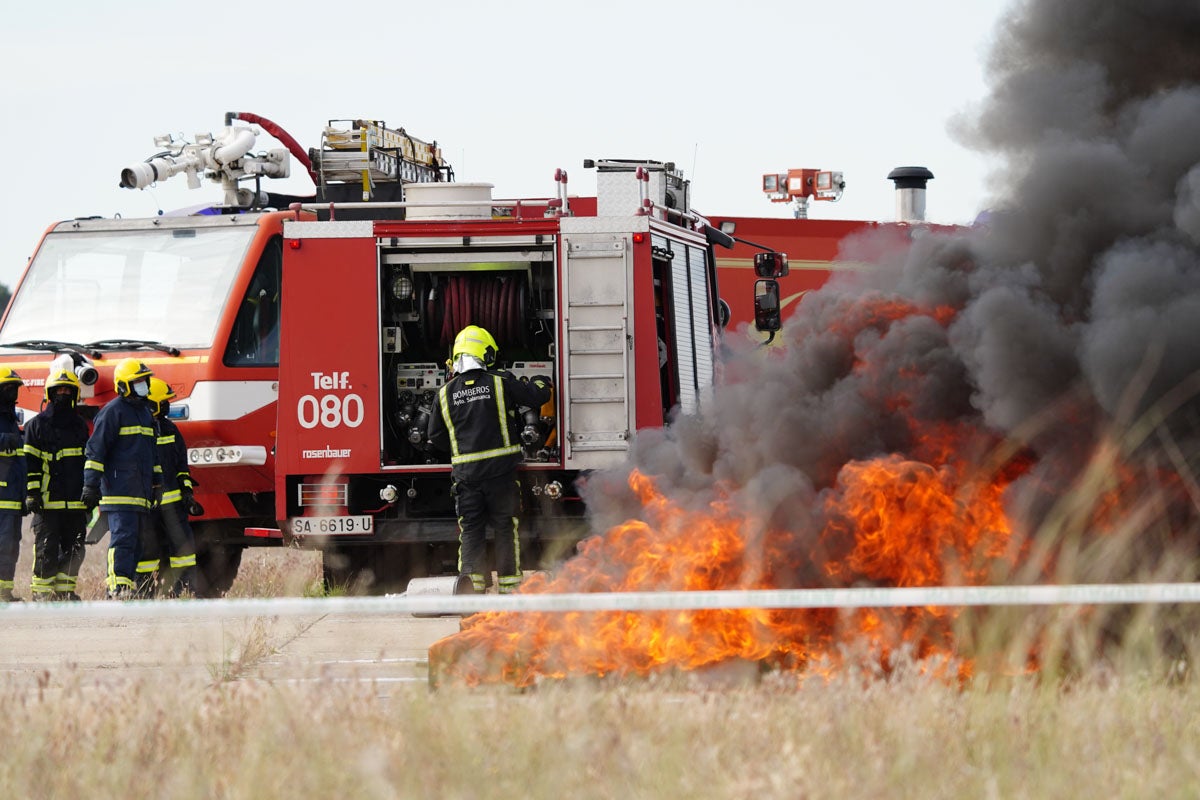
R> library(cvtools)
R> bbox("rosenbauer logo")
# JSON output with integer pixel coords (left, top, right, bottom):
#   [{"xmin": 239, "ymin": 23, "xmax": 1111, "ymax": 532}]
[{"xmin": 302, "ymin": 446, "xmax": 352, "ymax": 460}]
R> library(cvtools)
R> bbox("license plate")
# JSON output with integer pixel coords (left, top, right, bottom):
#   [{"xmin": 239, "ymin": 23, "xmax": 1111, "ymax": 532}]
[{"xmin": 290, "ymin": 515, "xmax": 373, "ymax": 536}]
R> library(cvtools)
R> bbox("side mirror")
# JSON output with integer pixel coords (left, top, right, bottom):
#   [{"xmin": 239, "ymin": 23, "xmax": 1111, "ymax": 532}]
[
  {"xmin": 716, "ymin": 298, "xmax": 732, "ymax": 329},
  {"xmin": 753, "ymin": 252, "xmax": 789, "ymax": 278},
  {"xmin": 754, "ymin": 280, "xmax": 781, "ymax": 332}
]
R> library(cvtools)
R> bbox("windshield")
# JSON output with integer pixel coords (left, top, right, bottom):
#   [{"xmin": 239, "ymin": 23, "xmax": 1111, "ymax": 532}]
[{"xmin": 1, "ymin": 226, "xmax": 256, "ymax": 349}]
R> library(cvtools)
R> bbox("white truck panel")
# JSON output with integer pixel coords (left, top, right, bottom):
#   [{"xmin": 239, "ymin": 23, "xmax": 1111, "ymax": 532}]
[{"xmin": 559, "ymin": 227, "xmax": 635, "ymax": 470}]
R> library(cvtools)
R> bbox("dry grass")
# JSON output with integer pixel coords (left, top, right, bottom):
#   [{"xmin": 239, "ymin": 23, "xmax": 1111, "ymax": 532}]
[
  {"xmin": 0, "ymin": 662, "xmax": 1198, "ymax": 799},
  {"xmin": 5, "ymin": 469, "xmax": 1200, "ymax": 798}
]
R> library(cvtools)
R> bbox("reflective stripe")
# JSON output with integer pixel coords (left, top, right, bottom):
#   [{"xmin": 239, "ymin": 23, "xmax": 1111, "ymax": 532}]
[
  {"xmin": 450, "ymin": 444, "xmax": 521, "ymax": 465},
  {"xmin": 162, "ymin": 489, "xmax": 182, "ymax": 504},
  {"xmin": 0, "ymin": 579, "xmax": 12, "ymax": 591},
  {"xmin": 0, "ymin": 500, "xmax": 21, "ymax": 511},
  {"xmin": 85, "ymin": 460, "xmax": 105, "ymax": 472},
  {"xmin": 106, "ymin": 550, "xmax": 137, "ymax": 592},
  {"xmin": 24, "ymin": 445, "xmax": 49, "ymax": 460},
  {"xmin": 493, "ymin": 375, "xmax": 512, "ymax": 447},
  {"xmin": 54, "ymin": 574, "xmax": 77, "ymax": 592},
  {"xmin": 102, "ymin": 495, "xmax": 151, "ymax": 509},
  {"xmin": 170, "ymin": 554, "xmax": 197, "ymax": 569},
  {"xmin": 136, "ymin": 560, "xmax": 160, "ymax": 574},
  {"xmin": 118, "ymin": 426, "xmax": 155, "ymax": 437},
  {"xmin": 438, "ymin": 385, "xmax": 460, "ymax": 459},
  {"xmin": 43, "ymin": 500, "xmax": 86, "ymax": 510},
  {"xmin": 157, "ymin": 434, "xmax": 176, "ymax": 446},
  {"xmin": 57, "ymin": 447, "xmax": 83, "ymax": 459}
]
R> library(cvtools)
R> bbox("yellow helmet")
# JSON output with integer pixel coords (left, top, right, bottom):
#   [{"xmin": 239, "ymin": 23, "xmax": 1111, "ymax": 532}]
[
  {"xmin": 0, "ymin": 367, "xmax": 23, "ymax": 388},
  {"xmin": 147, "ymin": 377, "xmax": 176, "ymax": 417},
  {"xmin": 113, "ymin": 358, "xmax": 153, "ymax": 397},
  {"xmin": 452, "ymin": 325, "xmax": 498, "ymax": 367},
  {"xmin": 45, "ymin": 368, "xmax": 81, "ymax": 405}
]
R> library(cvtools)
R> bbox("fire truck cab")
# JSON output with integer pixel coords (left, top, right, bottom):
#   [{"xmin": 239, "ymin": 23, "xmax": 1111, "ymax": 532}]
[{"xmin": 277, "ymin": 159, "xmax": 749, "ymax": 591}]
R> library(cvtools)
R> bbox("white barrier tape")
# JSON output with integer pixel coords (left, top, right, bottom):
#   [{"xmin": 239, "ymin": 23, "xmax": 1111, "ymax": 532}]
[{"xmin": 5, "ymin": 582, "xmax": 1200, "ymax": 620}]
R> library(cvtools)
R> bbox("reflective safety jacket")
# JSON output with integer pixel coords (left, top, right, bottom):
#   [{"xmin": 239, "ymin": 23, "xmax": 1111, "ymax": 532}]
[
  {"xmin": 24, "ymin": 406, "xmax": 89, "ymax": 511},
  {"xmin": 84, "ymin": 396, "xmax": 160, "ymax": 511},
  {"xmin": 427, "ymin": 368, "xmax": 551, "ymax": 482},
  {"xmin": 154, "ymin": 416, "xmax": 194, "ymax": 505},
  {"xmin": 0, "ymin": 406, "xmax": 25, "ymax": 514}
]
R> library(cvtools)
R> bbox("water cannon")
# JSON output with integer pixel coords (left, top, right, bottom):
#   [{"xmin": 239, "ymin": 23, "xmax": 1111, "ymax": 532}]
[
  {"xmin": 119, "ymin": 122, "xmax": 291, "ymax": 207},
  {"xmin": 762, "ymin": 168, "xmax": 845, "ymax": 218},
  {"xmin": 49, "ymin": 352, "xmax": 98, "ymax": 387}
]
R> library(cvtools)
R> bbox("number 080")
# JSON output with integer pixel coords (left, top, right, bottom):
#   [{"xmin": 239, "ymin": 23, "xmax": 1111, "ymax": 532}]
[{"xmin": 297, "ymin": 393, "xmax": 364, "ymax": 429}]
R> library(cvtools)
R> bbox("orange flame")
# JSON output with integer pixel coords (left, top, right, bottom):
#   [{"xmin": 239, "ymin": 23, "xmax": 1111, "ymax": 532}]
[{"xmin": 430, "ymin": 427, "xmax": 1026, "ymax": 687}]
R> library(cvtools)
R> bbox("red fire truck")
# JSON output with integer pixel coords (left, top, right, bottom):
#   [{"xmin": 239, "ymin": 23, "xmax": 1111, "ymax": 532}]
[{"xmin": 0, "ymin": 112, "xmax": 918, "ymax": 594}]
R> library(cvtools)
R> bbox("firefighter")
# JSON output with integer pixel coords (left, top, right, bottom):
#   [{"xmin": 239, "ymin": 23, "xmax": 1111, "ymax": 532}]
[
  {"xmin": 136, "ymin": 378, "xmax": 198, "ymax": 597},
  {"xmin": 83, "ymin": 358, "xmax": 162, "ymax": 600},
  {"xmin": 24, "ymin": 367, "xmax": 89, "ymax": 601},
  {"xmin": 426, "ymin": 325, "xmax": 552, "ymax": 594},
  {"xmin": 0, "ymin": 368, "xmax": 26, "ymax": 602}
]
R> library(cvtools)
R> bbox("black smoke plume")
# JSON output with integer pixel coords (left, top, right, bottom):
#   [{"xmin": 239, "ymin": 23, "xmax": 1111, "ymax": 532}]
[{"xmin": 580, "ymin": 0, "xmax": 1200, "ymax": 584}]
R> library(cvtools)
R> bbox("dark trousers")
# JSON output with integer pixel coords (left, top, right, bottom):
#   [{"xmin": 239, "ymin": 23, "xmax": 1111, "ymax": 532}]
[
  {"xmin": 455, "ymin": 473, "xmax": 521, "ymax": 591},
  {"xmin": 32, "ymin": 510, "xmax": 86, "ymax": 596},
  {"xmin": 0, "ymin": 513, "xmax": 18, "ymax": 583},
  {"xmin": 107, "ymin": 509, "xmax": 144, "ymax": 593},
  {"xmin": 137, "ymin": 503, "xmax": 196, "ymax": 595},
  {"xmin": 32, "ymin": 511, "xmax": 86, "ymax": 577}
]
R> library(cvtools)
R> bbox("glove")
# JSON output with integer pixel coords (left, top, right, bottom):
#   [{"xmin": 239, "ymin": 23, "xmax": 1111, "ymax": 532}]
[
  {"xmin": 24, "ymin": 493, "xmax": 42, "ymax": 516},
  {"xmin": 181, "ymin": 486, "xmax": 204, "ymax": 516},
  {"xmin": 151, "ymin": 484, "xmax": 163, "ymax": 509},
  {"xmin": 81, "ymin": 486, "xmax": 100, "ymax": 512},
  {"xmin": 531, "ymin": 375, "xmax": 553, "ymax": 391}
]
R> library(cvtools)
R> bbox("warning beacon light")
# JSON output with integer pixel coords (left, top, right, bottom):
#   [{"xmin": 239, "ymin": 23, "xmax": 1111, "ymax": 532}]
[{"xmin": 762, "ymin": 168, "xmax": 845, "ymax": 218}]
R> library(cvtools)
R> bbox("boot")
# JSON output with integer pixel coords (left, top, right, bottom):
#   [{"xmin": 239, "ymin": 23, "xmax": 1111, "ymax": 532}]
[{"xmin": 171, "ymin": 567, "xmax": 196, "ymax": 598}]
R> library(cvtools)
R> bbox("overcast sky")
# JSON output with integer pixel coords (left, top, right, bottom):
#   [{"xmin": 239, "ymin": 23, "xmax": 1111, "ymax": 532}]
[{"xmin": 0, "ymin": 0, "xmax": 1013, "ymax": 290}]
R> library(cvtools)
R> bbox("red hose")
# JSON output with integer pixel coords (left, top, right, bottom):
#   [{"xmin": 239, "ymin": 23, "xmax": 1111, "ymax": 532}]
[
  {"xmin": 440, "ymin": 277, "xmax": 454, "ymax": 349},
  {"xmin": 230, "ymin": 112, "xmax": 318, "ymax": 185},
  {"xmin": 486, "ymin": 278, "xmax": 499, "ymax": 336}
]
